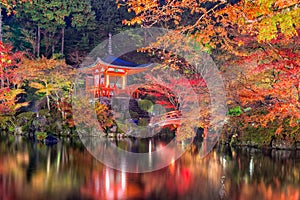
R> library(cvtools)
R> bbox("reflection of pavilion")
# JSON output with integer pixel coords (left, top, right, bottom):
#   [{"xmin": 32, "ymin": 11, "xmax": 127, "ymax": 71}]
[{"xmin": 80, "ymin": 168, "xmax": 142, "ymax": 199}]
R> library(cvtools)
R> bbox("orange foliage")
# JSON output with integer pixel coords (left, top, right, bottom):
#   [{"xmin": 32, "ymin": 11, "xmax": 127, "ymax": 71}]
[
  {"xmin": 123, "ymin": 0, "xmax": 300, "ymax": 54},
  {"xmin": 122, "ymin": 0, "xmax": 300, "ymax": 134}
]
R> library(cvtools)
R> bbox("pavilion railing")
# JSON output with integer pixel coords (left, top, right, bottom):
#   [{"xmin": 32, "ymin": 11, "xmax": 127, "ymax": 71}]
[{"xmin": 86, "ymin": 83, "xmax": 142, "ymax": 99}]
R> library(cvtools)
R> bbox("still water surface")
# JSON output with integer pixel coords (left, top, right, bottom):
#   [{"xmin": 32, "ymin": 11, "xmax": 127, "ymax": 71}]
[{"xmin": 0, "ymin": 135, "xmax": 300, "ymax": 200}]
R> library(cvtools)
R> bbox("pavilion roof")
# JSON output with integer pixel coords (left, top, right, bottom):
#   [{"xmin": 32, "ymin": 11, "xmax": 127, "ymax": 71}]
[
  {"xmin": 102, "ymin": 55, "xmax": 151, "ymax": 68},
  {"xmin": 82, "ymin": 55, "xmax": 152, "ymax": 73}
]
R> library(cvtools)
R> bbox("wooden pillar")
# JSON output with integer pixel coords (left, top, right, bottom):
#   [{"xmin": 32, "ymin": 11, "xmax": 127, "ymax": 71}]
[
  {"xmin": 93, "ymin": 72, "xmax": 95, "ymax": 87},
  {"xmin": 106, "ymin": 74, "xmax": 110, "ymax": 87},
  {"xmin": 121, "ymin": 75, "xmax": 126, "ymax": 90},
  {"xmin": 98, "ymin": 67, "xmax": 101, "ymax": 87}
]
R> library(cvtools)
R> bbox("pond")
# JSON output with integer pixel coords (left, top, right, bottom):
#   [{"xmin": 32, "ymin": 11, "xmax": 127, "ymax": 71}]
[{"xmin": 0, "ymin": 134, "xmax": 300, "ymax": 200}]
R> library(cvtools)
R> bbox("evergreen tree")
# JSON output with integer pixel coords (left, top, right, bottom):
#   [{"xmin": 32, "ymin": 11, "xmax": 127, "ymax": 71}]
[{"xmin": 16, "ymin": 0, "xmax": 95, "ymax": 58}]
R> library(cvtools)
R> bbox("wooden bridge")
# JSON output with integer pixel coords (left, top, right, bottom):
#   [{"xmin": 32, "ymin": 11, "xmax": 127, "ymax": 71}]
[{"xmin": 148, "ymin": 110, "xmax": 183, "ymax": 128}]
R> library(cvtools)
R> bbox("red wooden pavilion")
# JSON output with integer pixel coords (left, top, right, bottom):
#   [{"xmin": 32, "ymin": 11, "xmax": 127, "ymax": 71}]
[{"xmin": 84, "ymin": 55, "xmax": 152, "ymax": 98}]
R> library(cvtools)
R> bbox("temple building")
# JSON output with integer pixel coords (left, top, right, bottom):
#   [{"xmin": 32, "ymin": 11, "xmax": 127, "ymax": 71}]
[
  {"xmin": 84, "ymin": 55, "xmax": 152, "ymax": 98},
  {"xmin": 83, "ymin": 33, "xmax": 152, "ymax": 98}
]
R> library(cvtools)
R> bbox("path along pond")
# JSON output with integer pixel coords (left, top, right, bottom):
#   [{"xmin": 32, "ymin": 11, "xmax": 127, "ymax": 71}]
[{"xmin": 0, "ymin": 134, "xmax": 300, "ymax": 200}]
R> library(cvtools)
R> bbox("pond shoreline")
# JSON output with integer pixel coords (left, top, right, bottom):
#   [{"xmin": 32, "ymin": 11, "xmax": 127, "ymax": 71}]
[
  {"xmin": 220, "ymin": 140, "xmax": 300, "ymax": 151},
  {"xmin": 2, "ymin": 132, "xmax": 300, "ymax": 152}
]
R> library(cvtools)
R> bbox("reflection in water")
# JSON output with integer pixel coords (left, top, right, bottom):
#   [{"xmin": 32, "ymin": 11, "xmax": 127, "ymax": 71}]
[
  {"xmin": 0, "ymin": 135, "xmax": 300, "ymax": 200},
  {"xmin": 219, "ymin": 176, "xmax": 226, "ymax": 200},
  {"xmin": 249, "ymin": 156, "xmax": 254, "ymax": 177}
]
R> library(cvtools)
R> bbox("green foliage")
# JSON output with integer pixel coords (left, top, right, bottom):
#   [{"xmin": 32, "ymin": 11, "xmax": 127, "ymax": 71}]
[
  {"xmin": 3, "ymin": 22, "xmax": 31, "ymax": 50},
  {"xmin": 91, "ymin": 0, "xmax": 133, "ymax": 33},
  {"xmin": 227, "ymin": 106, "xmax": 242, "ymax": 117},
  {"xmin": 70, "ymin": 0, "xmax": 96, "ymax": 30},
  {"xmin": 129, "ymin": 111, "xmax": 138, "ymax": 118},
  {"xmin": 258, "ymin": 8, "xmax": 300, "ymax": 42},
  {"xmin": 138, "ymin": 118, "xmax": 149, "ymax": 126},
  {"xmin": 52, "ymin": 53, "xmax": 64, "ymax": 60},
  {"xmin": 242, "ymin": 125, "xmax": 276, "ymax": 147},
  {"xmin": 15, "ymin": 111, "xmax": 35, "ymax": 123},
  {"xmin": 2, "ymin": 0, "xmax": 131, "ymax": 62},
  {"xmin": 15, "ymin": 111, "xmax": 36, "ymax": 132},
  {"xmin": 138, "ymin": 99, "xmax": 153, "ymax": 112},
  {"xmin": 8, "ymin": 126, "xmax": 14, "ymax": 132},
  {"xmin": 258, "ymin": 18, "xmax": 278, "ymax": 42},
  {"xmin": 0, "ymin": 116, "xmax": 13, "ymax": 131},
  {"xmin": 36, "ymin": 131, "xmax": 47, "ymax": 141},
  {"xmin": 38, "ymin": 109, "xmax": 50, "ymax": 117},
  {"xmin": 15, "ymin": 0, "xmax": 96, "ymax": 58}
]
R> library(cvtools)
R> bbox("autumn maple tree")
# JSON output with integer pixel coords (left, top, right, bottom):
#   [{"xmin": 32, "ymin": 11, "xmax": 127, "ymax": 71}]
[
  {"xmin": 121, "ymin": 0, "xmax": 300, "ymax": 136},
  {"xmin": 0, "ymin": 42, "xmax": 27, "ymax": 116},
  {"xmin": 237, "ymin": 35, "xmax": 300, "ymax": 134},
  {"xmin": 17, "ymin": 57, "xmax": 75, "ymax": 127}
]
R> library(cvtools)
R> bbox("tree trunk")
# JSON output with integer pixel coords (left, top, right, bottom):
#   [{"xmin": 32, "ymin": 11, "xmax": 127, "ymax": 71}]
[
  {"xmin": 45, "ymin": 31, "xmax": 50, "ymax": 57},
  {"xmin": 143, "ymin": 28, "xmax": 147, "ymax": 46},
  {"xmin": 33, "ymin": 32, "xmax": 36, "ymax": 56},
  {"xmin": 0, "ymin": 7, "xmax": 2, "ymax": 42},
  {"xmin": 46, "ymin": 95, "xmax": 50, "ymax": 111},
  {"xmin": 52, "ymin": 45, "xmax": 55, "ymax": 56},
  {"xmin": 37, "ymin": 26, "xmax": 41, "ymax": 58},
  {"xmin": 45, "ymin": 82, "xmax": 51, "ymax": 111},
  {"xmin": 52, "ymin": 35, "xmax": 55, "ymax": 57},
  {"xmin": 61, "ymin": 27, "xmax": 64, "ymax": 56}
]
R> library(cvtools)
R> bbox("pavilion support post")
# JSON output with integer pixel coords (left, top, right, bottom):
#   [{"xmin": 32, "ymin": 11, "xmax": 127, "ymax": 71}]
[
  {"xmin": 106, "ymin": 74, "xmax": 110, "ymax": 87},
  {"xmin": 99, "ymin": 72, "xmax": 102, "ymax": 97},
  {"xmin": 98, "ymin": 68, "xmax": 101, "ymax": 86},
  {"xmin": 122, "ymin": 75, "xmax": 126, "ymax": 90}
]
